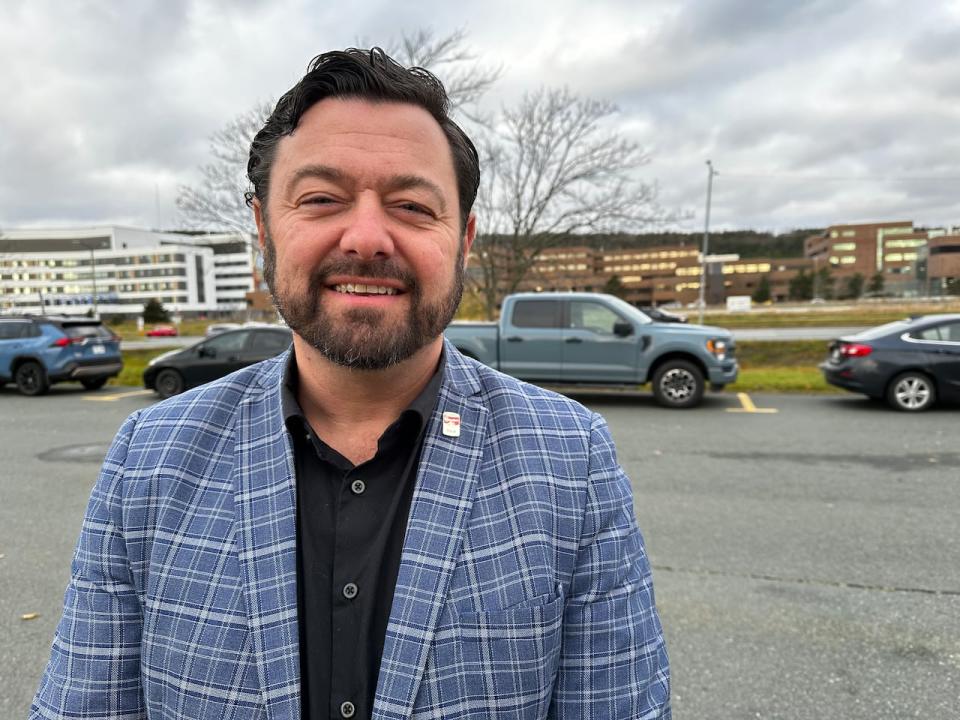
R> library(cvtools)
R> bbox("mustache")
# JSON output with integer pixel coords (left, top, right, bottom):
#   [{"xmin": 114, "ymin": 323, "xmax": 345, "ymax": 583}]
[{"xmin": 313, "ymin": 258, "xmax": 417, "ymax": 289}]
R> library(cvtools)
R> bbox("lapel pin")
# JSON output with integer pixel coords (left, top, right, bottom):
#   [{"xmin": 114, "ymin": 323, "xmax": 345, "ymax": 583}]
[{"xmin": 442, "ymin": 411, "xmax": 461, "ymax": 438}]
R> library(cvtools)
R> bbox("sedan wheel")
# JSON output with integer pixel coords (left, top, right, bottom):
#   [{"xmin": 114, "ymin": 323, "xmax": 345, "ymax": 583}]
[
  {"xmin": 887, "ymin": 372, "xmax": 936, "ymax": 412},
  {"xmin": 155, "ymin": 369, "xmax": 185, "ymax": 399},
  {"xmin": 652, "ymin": 360, "xmax": 705, "ymax": 409}
]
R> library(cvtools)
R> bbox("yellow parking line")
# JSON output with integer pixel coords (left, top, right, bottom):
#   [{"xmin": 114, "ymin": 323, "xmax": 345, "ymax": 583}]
[
  {"xmin": 84, "ymin": 389, "xmax": 155, "ymax": 402},
  {"xmin": 726, "ymin": 392, "xmax": 778, "ymax": 414}
]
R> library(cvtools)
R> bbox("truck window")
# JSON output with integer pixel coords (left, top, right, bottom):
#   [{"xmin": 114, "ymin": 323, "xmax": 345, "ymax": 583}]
[
  {"xmin": 570, "ymin": 301, "xmax": 622, "ymax": 334},
  {"xmin": 512, "ymin": 300, "xmax": 562, "ymax": 328}
]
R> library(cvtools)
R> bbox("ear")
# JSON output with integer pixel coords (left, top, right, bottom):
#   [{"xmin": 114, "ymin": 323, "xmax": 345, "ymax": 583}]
[
  {"xmin": 461, "ymin": 213, "xmax": 477, "ymax": 266},
  {"xmin": 252, "ymin": 197, "xmax": 267, "ymax": 255}
]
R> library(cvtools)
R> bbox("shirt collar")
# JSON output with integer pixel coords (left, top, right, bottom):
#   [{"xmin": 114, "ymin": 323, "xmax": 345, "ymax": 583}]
[{"xmin": 281, "ymin": 346, "xmax": 446, "ymax": 431}]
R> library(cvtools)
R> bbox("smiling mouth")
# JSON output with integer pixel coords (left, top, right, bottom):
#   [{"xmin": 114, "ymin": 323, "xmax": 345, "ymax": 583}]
[{"xmin": 332, "ymin": 283, "xmax": 400, "ymax": 296}]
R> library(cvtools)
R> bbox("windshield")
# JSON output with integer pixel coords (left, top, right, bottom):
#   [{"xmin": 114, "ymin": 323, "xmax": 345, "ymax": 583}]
[{"xmin": 602, "ymin": 295, "xmax": 653, "ymax": 325}]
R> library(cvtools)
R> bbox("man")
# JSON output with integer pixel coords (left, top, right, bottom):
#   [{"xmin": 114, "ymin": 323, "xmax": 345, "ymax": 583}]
[{"xmin": 32, "ymin": 48, "xmax": 670, "ymax": 719}]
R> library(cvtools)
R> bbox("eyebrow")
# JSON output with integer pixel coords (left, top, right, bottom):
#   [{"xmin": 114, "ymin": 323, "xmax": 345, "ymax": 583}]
[{"xmin": 285, "ymin": 164, "xmax": 448, "ymax": 214}]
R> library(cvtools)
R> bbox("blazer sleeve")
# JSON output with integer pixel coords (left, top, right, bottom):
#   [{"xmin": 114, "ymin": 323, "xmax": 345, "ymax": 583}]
[
  {"xmin": 549, "ymin": 412, "xmax": 671, "ymax": 720},
  {"xmin": 31, "ymin": 413, "xmax": 147, "ymax": 720}
]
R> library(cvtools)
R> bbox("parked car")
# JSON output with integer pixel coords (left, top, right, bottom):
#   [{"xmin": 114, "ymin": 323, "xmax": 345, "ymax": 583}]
[
  {"xmin": 445, "ymin": 292, "xmax": 737, "ymax": 408},
  {"xmin": 205, "ymin": 322, "xmax": 242, "ymax": 337},
  {"xmin": 0, "ymin": 315, "xmax": 122, "ymax": 396},
  {"xmin": 640, "ymin": 306, "xmax": 688, "ymax": 323},
  {"xmin": 144, "ymin": 325, "xmax": 293, "ymax": 398},
  {"xmin": 820, "ymin": 314, "xmax": 960, "ymax": 411},
  {"xmin": 146, "ymin": 325, "xmax": 179, "ymax": 337}
]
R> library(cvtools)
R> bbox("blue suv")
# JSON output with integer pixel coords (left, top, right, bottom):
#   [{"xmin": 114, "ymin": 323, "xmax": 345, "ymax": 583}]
[{"xmin": 0, "ymin": 316, "xmax": 123, "ymax": 396}]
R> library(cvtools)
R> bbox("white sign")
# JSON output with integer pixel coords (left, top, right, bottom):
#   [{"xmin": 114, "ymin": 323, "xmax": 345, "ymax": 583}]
[{"xmin": 726, "ymin": 296, "xmax": 752, "ymax": 313}]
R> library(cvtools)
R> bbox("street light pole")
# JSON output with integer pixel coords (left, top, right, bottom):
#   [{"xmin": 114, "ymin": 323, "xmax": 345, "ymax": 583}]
[{"xmin": 698, "ymin": 160, "xmax": 718, "ymax": 325}]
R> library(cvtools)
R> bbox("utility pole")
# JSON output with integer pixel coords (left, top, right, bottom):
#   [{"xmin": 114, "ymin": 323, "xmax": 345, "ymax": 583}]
[{"xmin": 698, "ymin": 160, "xmax": 718, "ymax": 325}]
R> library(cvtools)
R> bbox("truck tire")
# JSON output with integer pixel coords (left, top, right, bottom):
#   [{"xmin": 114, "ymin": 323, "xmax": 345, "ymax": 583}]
[
  {"xmin": 15, "ymin": 361, "xmax": 51, "ymax": 396},
  {"xmin": 652, "ymin": 359, "xmax": 704, "ymax": 409}
]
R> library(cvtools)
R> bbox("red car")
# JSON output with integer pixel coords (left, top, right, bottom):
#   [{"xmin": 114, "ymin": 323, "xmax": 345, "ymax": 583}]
[{"xmin": 146, "ymin": 325, "xmax": 179, "ymax": 337}]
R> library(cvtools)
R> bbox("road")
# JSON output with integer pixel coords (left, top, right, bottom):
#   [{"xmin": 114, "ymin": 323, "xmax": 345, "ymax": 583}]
[{"xmin": 2, "ymin": 386, "xmax": 957, "ymax": 718}]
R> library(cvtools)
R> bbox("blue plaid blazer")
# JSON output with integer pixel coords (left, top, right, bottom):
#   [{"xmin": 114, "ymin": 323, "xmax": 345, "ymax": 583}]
[{"xmin": 32, "ymin": 342, "xmax": 670, "ymax": 719}]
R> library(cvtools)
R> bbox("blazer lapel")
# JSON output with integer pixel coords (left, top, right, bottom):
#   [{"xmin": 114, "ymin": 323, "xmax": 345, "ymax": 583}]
[
  {"xmin": 234, "ymin": 361, "xmax": 301, "ymax": 720},
  {"xmin": 374, "ymin": 348, "xmax": 489, "ymax": 719}
]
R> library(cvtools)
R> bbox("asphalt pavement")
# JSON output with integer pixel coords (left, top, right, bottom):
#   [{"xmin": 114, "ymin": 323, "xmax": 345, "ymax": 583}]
[{"xmin": 2, "ymin": 385, "xmax": 957, "ymax": 718}]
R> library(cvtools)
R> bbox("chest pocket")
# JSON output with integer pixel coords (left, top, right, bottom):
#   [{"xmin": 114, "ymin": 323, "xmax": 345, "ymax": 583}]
[{"xmin": 418, "ymin": 589, "xmax": 564, "ymax": 719}]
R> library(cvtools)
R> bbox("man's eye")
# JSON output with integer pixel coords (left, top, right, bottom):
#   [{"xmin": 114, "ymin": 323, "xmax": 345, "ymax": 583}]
[
  {"xmin": 398, "ymin": 202, "xmax": 432, "ymax": 216},
  {"xmin": 302, "ymin": 196, "xmax": 336, "ymax": 206}
]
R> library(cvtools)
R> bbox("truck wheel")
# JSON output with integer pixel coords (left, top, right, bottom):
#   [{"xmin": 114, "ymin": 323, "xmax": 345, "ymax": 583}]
[
  {"xmin": 652, "ymin": 360, "xmax": 704, "ymax": 409},
  {"xmin": 15, "ymin": 361, "xmax": 51, "ymax": 396}
]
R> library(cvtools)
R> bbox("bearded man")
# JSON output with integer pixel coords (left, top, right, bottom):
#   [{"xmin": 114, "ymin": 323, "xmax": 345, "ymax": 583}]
[{"xmin": 32, "ymin": 48, "xmax": 670, "ymax": 720}]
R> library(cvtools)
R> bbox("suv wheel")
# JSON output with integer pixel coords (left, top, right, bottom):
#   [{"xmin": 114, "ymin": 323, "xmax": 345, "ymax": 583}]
[
  {"xmin": 155, "ymin": 369, "xmax": 185, "ymax": 399},
  {"xmin": 15, "ymin": 361, "xmax": 51, "ymax": 396},
  {"xmin": 887, "ymin": 371, "xmax": 935, "ymax": 412},
  {"xmin": 652, "ymin": 359, "xmax": 704, "ymax": 409},
  {"xmin": 81, "ymin": 377, "xmax": 108, "ymax": 391}
]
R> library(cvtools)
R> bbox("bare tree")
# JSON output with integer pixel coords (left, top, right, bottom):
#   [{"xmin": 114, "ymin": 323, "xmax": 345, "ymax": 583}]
[
  {"xmin": 470, "ymin": 88, "xmax": 668, "ymax": 318},
  {"xmin": 176, "ymin": 29, "xmax": 499, "ymax": 234},
  {"xmin": 387, "ymin": 28, "xmax": 501, "ymax": 123},
  {"xmin": 175, "ymin": 101, "xmax": 273, "ymax": 233}
]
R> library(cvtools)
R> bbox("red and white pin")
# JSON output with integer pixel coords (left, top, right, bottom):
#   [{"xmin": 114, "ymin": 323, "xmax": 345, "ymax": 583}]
[{"xmin": 441, "ymin": 411, "xmax": 461, "ymax": 438}]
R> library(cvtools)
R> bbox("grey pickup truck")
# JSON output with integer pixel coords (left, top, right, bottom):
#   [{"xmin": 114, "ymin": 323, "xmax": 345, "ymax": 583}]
[{"xmin": 445, "ymin": 292, "xmax": 738, "ymax": 408}]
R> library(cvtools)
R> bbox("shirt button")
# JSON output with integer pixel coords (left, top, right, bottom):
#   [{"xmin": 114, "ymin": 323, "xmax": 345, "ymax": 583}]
[
  {"xmin": 340, "ymin": 701, "xmax": 355, "ymax": 718},
  {"xmin": 351, "ymin": 479, "xmax": 366, "ymax": 495},
  {"xmin": 342, "ymin": 583, "xmax": 358, "ymax": 600}
]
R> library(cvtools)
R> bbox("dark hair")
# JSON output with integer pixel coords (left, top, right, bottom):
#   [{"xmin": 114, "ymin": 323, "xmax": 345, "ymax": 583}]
[{"xmin": 246, "ymin": 47, "xmax": 480, "ymax": 232}]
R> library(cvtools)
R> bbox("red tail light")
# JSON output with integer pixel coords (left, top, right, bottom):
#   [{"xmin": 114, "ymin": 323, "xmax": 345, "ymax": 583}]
[
  {"xmin": 840, "ymin": 343, "xmax": 873, "ymax": 358},
  {"xmin": 51, "ymin": 336, "xmax": 84, "ymax": 347}
]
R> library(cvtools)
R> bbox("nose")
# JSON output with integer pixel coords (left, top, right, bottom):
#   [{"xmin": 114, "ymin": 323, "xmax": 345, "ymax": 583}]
[{"xmin": 339, "ymin": 193, "xmax": 395, "ymax": 260}]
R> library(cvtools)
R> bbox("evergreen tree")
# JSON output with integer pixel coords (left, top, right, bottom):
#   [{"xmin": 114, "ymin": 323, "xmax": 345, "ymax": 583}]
[
  {"xmin": 751, "ymin": 275, "xmax": 772, "ymax": 303},
  {"xmin": 143, "ymin": 298, "xmax": 170, "ymax": 323},
  {"xmin": 866, "ymin": 272, "xmax": 885, "ymax": 295},
  {"xmin": 603, "ymin": 275, "xmax": 627, "ymax": 299},
  {"xmin": 789, "ymin": 269, "xmax": 814, "ymax": 300}
]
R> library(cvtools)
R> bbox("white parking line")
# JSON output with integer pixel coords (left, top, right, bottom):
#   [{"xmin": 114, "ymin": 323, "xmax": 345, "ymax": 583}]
[
  {"xmin": 726, "ymin": 392, "xmax": 779, "ymax": 414},
  {"xmin": 84, "ymin": 389, "xmax": 155, "ymax": 402}
]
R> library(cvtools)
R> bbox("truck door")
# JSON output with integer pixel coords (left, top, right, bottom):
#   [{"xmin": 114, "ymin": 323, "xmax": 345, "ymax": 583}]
[
  {"xmin": 499, "ymin": 299, "xmax": 565, "ymax": 380},
  {"xmin": 562, "ymin": 300, "xmax": 640, "ymax": 383}
]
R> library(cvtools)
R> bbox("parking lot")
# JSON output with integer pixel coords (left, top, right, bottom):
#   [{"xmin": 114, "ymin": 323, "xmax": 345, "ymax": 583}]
[{"xmin": 2, "ymin": 385, "xmax": 958, "ymax": 718}]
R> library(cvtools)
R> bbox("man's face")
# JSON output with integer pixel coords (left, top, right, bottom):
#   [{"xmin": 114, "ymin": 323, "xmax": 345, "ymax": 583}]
[{"xmin": 254, "ymin": 97, "xmax": 476, "ymax": 370}]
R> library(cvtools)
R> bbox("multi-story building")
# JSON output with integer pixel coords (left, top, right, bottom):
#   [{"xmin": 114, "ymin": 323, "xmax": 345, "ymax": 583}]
[
  {"xmin": 0, "ymin": 226, "xmax": 256, "ymax": 316},
  {"xmin": 804, "ymin": 221, "xmax": 928, "ymax": 282},
  {"xmin": 478, "ymin": 243, "xmax": 814, "ymax": 307},
  {"xmin": 924, "ymin": 234, "xmax": 960, "ymax": 290}
]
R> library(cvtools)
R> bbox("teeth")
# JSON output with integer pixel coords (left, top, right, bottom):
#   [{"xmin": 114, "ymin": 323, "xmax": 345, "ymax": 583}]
[{"xmin": 334, "ymin": 283, "xmax": 398, "ymax": 295}]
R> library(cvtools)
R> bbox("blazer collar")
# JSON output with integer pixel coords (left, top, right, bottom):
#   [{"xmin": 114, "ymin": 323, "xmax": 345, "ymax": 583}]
[
  {"xmin": 234, "ymin": 353, "xmax": 302, "ymax": 720},
  {"xmin": 233, "ymin": 344, "xmax": 489, "ymax": 720},
  {"xmin": 373, "ymin": 341, "xmax": 489, "ymax": 719}
]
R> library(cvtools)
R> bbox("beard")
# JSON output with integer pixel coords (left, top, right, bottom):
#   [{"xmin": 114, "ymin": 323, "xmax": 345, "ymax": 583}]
[{"xmin": 262, "ymin": 230, "xmax": 464, "ymax": 370}]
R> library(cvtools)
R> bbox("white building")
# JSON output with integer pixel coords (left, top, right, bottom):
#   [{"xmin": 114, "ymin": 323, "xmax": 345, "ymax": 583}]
[{"xmin": 0, "ymin": 226, "xmax": 256, "ymax": 316}]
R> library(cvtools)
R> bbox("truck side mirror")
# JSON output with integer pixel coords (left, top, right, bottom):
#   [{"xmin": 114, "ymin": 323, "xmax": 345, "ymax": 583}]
[{"xmin": 613, "ymin": 321, "xmax": 634, "ymax": 337}]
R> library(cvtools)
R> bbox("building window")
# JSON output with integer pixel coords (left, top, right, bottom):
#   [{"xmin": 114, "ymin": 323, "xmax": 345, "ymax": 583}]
[{"xmin": 833, "ymin": 243, "xmax": 856, "ymax": 251}]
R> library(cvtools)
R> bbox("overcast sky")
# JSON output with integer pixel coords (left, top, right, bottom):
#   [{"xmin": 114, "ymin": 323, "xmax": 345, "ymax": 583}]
[{"xmin": 2, "ymin": 0, "xmax": 959, "ymax": 235}]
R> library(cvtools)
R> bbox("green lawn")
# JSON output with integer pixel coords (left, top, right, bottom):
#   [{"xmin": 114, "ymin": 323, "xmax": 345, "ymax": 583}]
[{"xmin": 112, "ymin": 339, "xmax": 839, "ymax": 394}]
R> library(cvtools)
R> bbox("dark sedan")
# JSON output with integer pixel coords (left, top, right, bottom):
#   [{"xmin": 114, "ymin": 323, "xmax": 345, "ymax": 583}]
[
  {"xmin": 144, "ymin": 325, "xmax": 292, "ymax": 398},
  {"xmin": 820, "ymin": 313, "xmax": 960, "ymax": 411}
]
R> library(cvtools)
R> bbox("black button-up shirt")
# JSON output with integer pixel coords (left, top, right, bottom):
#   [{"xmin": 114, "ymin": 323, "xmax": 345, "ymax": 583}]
[{"xmin": 282, "ymin": 351, "xmax": 444, "ymax": 720}]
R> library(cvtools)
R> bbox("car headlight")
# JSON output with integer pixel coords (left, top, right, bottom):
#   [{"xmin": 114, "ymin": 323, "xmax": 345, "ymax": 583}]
[{"xmin": 706, "ymin": 339, "xmax": 727, "ymax": 361}]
